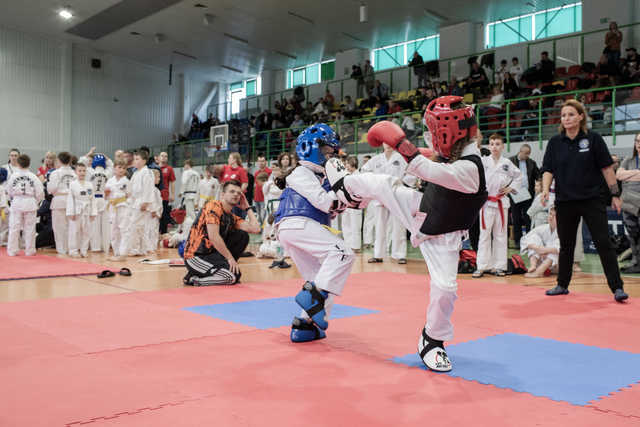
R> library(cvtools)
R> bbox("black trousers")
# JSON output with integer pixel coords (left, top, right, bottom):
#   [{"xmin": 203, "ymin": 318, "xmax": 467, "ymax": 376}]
[
  {"xmin": 511, "ymin": 199, "xmax": 533, "ymax": 246},
  {"xmin": 555, "ymin": 197, "xmax": 623, "ymax": 292},
  {"xmin": 160, "ymin": 200, "xmax": 172, "ymax": 234},
  {"xmin": 185, "ymin": 229, "xmax": 249, "ymax": 279}
]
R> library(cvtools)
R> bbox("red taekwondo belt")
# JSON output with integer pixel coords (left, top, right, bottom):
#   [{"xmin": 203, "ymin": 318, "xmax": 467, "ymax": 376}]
[{"xmin": 481, "ymin": 194, "xmax": 505, "ymax": 229}]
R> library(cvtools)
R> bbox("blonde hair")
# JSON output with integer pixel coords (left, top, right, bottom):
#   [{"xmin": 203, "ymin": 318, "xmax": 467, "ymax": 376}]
[
  {"xmin": 229, "ymin": 152, "xmax": 242, "ymax": 166},
  {"xmin": 559, "ymin": 99, "xmax": 589, "ymax": 134}
]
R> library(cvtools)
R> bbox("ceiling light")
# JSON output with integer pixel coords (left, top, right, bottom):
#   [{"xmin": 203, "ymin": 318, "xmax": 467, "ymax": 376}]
[
  {"xmin": 359, "ymin": 4, "xmax": 368, "ymax": 23},
  {"xmin": 130, "ymin": 31, "xmax": 141, "ymax": 36},
  {"xmin": 59, "ymin": 8, "xmax": 73, "ymax": 20}
]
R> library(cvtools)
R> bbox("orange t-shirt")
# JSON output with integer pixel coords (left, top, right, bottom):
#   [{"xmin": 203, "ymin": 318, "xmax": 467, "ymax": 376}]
[{"xmin": 184, "ymin": 200, "xmax": 244, "ymax": 259}]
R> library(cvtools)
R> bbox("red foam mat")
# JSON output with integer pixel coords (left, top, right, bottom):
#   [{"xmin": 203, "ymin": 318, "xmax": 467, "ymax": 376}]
[
  {"xmin": 1, "ymin": 272, "xmax": 639, "ymax": 426},
  {"xmin": 0, "ymin": 248, "xmax": 112, "ymax": 281}
]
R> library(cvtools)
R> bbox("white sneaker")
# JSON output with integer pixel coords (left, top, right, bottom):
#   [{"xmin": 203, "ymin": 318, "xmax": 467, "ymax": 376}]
[{"xmin": 418, "ymin": 329, "xmax": 452, "ymax": 372}]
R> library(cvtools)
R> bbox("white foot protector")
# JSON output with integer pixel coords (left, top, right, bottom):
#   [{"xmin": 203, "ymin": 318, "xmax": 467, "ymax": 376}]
[{"xmin": 418, "ymin": 328, "xmax": 452, "ymax": 372}]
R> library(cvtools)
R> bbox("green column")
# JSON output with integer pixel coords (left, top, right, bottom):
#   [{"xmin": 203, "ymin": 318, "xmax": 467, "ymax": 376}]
[
  {"xmin": 266, "ymin": 132, "xmax": 271, "ymax": 162},
  {"xmin": 506, "ymin": 103, "xmax": 511, "ymax": 149},
  {"xmin": 408, "ymin": 67, "xmax": 412, "ymax": 91},
  {"xmin": 538, "ymin": 98, "xmax": 543, "ymax": 150},
  {"xmin": 612, "ymin": 88, "xmax": 617, "ymax": 146},
  {"xmin": 354, "ymin": 121, "xmax": 359, "ymax": 156}
]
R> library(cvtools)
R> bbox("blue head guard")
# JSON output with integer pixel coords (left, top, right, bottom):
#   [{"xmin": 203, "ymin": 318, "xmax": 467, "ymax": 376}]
[
  {"xmin": 0, "ymin": 168, "xmax": 7, "ymax": 184},
  {"xmin": 178, "ymin": 240, "xmax": 186, "ymax": 258},
  {"xmin": 92, "ymin": 154, "xmax": 107, "ymax": 169},
  {"xmin": 295, "ymin": 123, "xmax": 340, "ymax": 167}
]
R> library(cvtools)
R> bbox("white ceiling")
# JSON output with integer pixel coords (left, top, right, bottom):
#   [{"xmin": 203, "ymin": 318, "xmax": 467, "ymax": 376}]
[{"xmin": 0, "ymin": 0, "xmax": 569, "ymax": 82}]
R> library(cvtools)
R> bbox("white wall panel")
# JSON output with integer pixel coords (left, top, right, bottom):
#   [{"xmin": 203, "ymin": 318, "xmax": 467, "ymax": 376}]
[{"xmin": 0, "ymin": 26, "xmax": 65, "ymax": 164}]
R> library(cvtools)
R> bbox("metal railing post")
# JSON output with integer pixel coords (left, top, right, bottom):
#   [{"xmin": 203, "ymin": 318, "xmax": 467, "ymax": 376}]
[
  {"xmin": 354, "ymin": 121, "xmax": 359, "ymax": 156},
  {"xmin": 612, "ymin": 88, "xmax": 617, "ymax": 146},
  {"xmin": 266, "ymin": 132, "xmax": 270, "ymax": 162},
  {"xmin": 506, "ymin": 102, "xmax": 511, "ymax": 149},
  {"xmin": 538, "ymin": 97, "xmax": 543, "ymax": 150}
]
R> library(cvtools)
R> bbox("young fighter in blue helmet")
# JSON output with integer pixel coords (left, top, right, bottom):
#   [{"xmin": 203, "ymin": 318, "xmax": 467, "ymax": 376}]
[
  {"xmin": 89, "ymin": 154, "xmax": 113, "ymax": 253},
  {"xmin": 274, "ymin": 123, "xmax": 353, "ymax": 343}
]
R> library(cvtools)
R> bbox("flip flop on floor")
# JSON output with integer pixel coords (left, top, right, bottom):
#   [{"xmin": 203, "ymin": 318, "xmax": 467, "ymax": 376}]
[
  {"xmin": 97, "ymin": 270, "xmax": 116, "ymax": 278},
  {"xmin": 119, "ymin": 268, "xmax": 132, "ymax": 276}
]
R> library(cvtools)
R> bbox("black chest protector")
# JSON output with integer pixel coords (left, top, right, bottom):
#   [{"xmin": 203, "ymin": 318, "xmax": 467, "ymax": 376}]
[{"xmin": 419, "ymin": 154, "xmax": 487, "ymax": 236}]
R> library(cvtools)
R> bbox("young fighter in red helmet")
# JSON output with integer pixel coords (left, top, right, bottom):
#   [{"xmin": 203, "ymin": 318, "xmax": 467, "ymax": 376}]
[{"xmin": 326, "ymin": 96, "xmax": 487, "ymax": 371}]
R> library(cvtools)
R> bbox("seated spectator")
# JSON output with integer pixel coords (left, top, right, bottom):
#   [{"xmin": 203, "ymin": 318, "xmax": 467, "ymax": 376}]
[
  {"xmin": 510, "ymin": 57, "xmax": 524, "ymax": 86},
  {"xmin": 182, "ymin": 180, "xmax": 261, "ymax": 286},
  {"xmin": 408, "ymin": 51, "xmax": 427, "ymax": 88},
  {"xmin": 520, "ymin": 98, "xmax": 545, "ymax": 140},
  {"xmin": 467, "ymin": 61, "xmax": 489, "ymax": 96},
  {"xmin": 494, "ymin": 59, "xmax": 508, "ymax": 85},
  {"xmin": 293, "ymin": 86, "xmax": 305, "ymax": 103},
  {"xmin": 374, "ymin": 101, "xmax": 388, "ymax": 117},
  {"xmin": 388, "ymin": 100, "xmax": 402, "ymax": 114},
  {"xmin": 351, "ymin": 64, "xmax": 364, "ymax": 98},
  {"xmin": 400, "ymin": 113, "xmax": 416, "ymax": 140},
  {"xmin": 448, "ymin": 77, "xmax": 464, "ymax": 97},
  {"xmin": 479, "ymin": 85, "xmax": 504, "ymax": 120},
  {"xmin": 323, "ymin": 89, "xmax": 335, "ymax": 109},
  {"xmin": 370, "ymin": 80, "xmax": 389, "ymax": 101},
  {"xmin": 313, "ymin": 99, "xmax": 328, "ymax": 116},
  {"xmin": 523, "ymin": 51, "xmax": 555, "ymax": 85},
  {"xmin": 521, "ymin": 207, "xmax": 559, "ymax": 278},
  {"xmin": 622, "ymin": 48, "xmax": 640, "ymax": 83},
  {"xmin": 502, "ymin": 72, "xmax": 519, "ymax": 99},
  {"xmin": 342, "ymin": 96, "xmax": 358, "ymax": 118},
  {"xmin": 290, "ymin": 114, "xmax": 305, "ymax": 130}
]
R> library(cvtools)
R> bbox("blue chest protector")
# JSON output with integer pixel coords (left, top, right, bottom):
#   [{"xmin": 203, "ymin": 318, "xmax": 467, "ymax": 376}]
[{"xmin": 275, "ymin": 179, "xmax": 331, "ymax": 226}]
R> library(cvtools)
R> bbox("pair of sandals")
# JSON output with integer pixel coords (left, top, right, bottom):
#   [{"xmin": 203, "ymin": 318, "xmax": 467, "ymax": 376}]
[{"xmin": 97, "ymin": 268, "xmax": 131, "ymax": 278}]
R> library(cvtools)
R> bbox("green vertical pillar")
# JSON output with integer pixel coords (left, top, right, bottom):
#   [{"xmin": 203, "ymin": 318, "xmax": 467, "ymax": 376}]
[
  {"xmin": 538, "ymin": 98, "xmax": 543, "ymax": 150},
  {"xmin": 506, "ymin": 103, "xmax": 511, "ymax": 150},
  {"xmin": 612, "ymin": 88, "xmax": 617, "ymax": 146},
  {"xmin": 354, "ymin": 121, "xmax": 359, "ymax": 156},
  {"xmin": 408, "ymin": 67, "xmax": 412, "ymax": 91},
  {"xmin": 266, "ymin": 132, "xmax": 271, "ymax": 161}
]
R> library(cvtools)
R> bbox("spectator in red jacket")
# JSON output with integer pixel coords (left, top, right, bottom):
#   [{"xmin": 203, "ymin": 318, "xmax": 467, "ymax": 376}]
[{"xmin": 253, "ymin": 154, "xmax": 272, "ymax": 224}]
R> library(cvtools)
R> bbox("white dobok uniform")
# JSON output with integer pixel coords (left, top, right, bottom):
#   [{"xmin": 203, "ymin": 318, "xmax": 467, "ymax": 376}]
[
  {"xmin": 520, "ymin": 223, "xmax": 560, "ymax": 268},
  {"xmin": 476, "ymin": 156, "xmax": 522, "ymax": 272},
  {"xmin": 105, "ymin": 176, "xmax": 129, "ymax": 257},
  {"xmin": 6, "ymin": 169, "xmax": 44, "ymax": 256},
  {"xmin": 198, "ymin": 177, "xmax": 220, "ymax": 209},
  {"xmin": 143, "ymin": 187, "xmax": 163, "ymax": 254},
  {"xmin": 119, "ymin": 166, "xmax": 155, "ymax": 257},
  {"xmin": 0, "ymin": 183, "xmax": 8, "ymax": 246},
  {"xmin": 342, "ymin": 144, "xmax": 482, "ymax": 341},
  {"xmin": 48, "ymin": 166, "xmax": 77, "ymax": 254},
  {"xmin": 361, "ymin": 151, "xmax": 416, "ymax": 260},
  {"xmin": 89, "ymin": 166, "xmax": 112, "ymax": 253},
  {"xmin": 276, "ymin": 165, "xmax": 355, "ymax": 321},
  {"xmin": 67, "ymin": 180, "xmax": 97, "ymax": 257},
  {"xmin": 181, "ymin": 168, "xmax": 200, "ymax": 222}
]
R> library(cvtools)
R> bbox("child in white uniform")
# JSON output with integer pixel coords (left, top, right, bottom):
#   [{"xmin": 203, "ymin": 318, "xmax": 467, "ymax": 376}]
[
  {"xmin": 180, "ymin": 159, "xmax": 200, "ymax": 222},
  {"xmin": 143, "ymin": 169, "xmax": 163, "ymax": 254},
  {"xmin": 521, "ymin": 207, "xmax": 560, "ymax": 277},
  {"xmin": 6, "ymin": 155, "xmax": 44, "ymax": 256},
  {"xmin": 113, "ymin": 151, "xmax": 155, "ymax": 261},
  {"xmin": 48, "ymin": 152, "xmax": 76, "ymax": 255},
  {"xmin": 473, "ymin": 134, "xmax": 522, "ymax": 277},
  {"xmin": 340, "ymin": 156, "xmax": 363, "ymax": 252},
  {"xmin": 198, "ymin": 164, "xmax": 220, "ymax": 210},
  {"xmin": 0, "ymin": 168, "xmax": 8, "ymax": 246},
  {"xmin": 327, "ymin": 97, "xmax": 487, "ymax": 372},
  {"xmin": 88, "ymin": 154, "xmax": 112, "ymax": 253},
  {"xmin": 105, "ymin": 161, "xmax": 129, "ymax": 257},
  {"xmin": 275, "ymin": 124, "xmax": 354, "ymax": 343},
  {"xmin": 67, "ymin": 163, "xmax": 97, "ymax": 257}
]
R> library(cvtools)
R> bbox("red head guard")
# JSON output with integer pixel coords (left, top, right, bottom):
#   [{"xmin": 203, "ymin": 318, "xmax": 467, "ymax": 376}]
[
  {"xmin": 170, "ymin": 207, "xmax": 186, "ymax": 224},
  {"xmin": 424, "ymin": 96, "xmax": 478, "ymax": 159}
]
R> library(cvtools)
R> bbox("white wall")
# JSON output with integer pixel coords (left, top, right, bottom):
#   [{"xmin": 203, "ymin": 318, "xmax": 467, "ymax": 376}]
[{"xmin": 0, "ymin": 26, "xmax": 69, "ymax": 165}]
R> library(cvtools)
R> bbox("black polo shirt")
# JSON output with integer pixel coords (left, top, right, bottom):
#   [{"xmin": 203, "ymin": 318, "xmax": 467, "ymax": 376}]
[{"xmin": 542, "ymin": 130, "xmax": 613, "ymax": 202}]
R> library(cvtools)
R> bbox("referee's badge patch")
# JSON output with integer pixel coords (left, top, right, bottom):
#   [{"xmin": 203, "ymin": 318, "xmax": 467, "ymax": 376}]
[{"xmin": 579, "ymin": 139, "xmax": 590, "ymax": 152}]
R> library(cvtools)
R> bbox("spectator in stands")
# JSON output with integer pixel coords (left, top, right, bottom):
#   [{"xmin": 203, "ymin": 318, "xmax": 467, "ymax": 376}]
[
  {"xmin": 400, "ymin": 113, "xmax": 416, "ymax": 140},
  {"xmin": 408, "ymin": 51, "xmax": 427, "ymax": 88},
  {"xmin": 524, "ymin": 51, "xmax": 555, "ymax": 85},
  {"xmin": 351, "ymin": 64, "xmax": 364, "ymax": 98},
  {"xmin": 622, "ymin": 48, "xmax": 640, "ymax": 83},
  {"xmin": 388, "ymin": 100, "xmax": 402, "ymax": 114},
  {"xmin": 502, "ymin": 72, "xmax": 519, "ymax": 99},
  {"xmin": 510, "ymin": 57, "xmax": 524, "ymax": 86},
  {"xmin": 290, "ymin": 114, "xmax": 305, "ymax": 131},
  {"xmin": 521, "ymin": 98, "xmax": 544, "ymax": 140},
  {"xmin": 293, "ymin": 86, "xmax": 305, "ymax": 104},
  {"xmin": 363, "ymin": 60, "xmax": 375, "ymax": 95},
  {"xmin": 467, "ymin": 61, "xmax": 489, "ymax": 97},
  {"xmin": 158, "ymin": 152, "xmax": 175, "ymax": 234},
  {"xmin": 371, "ymin": 80, "xmax": 389, "ymax": 102},
  {"xmin": 604, "ymin": 22, "xmax": 623, "ymax": 74},
  {"xmin": 37, "ymin": 151, "xmax": 56, "ymax": 182},
  {"xmin": 191, "ymin": 113, "xmax": 200, "ymax": 128},
  {"xmin": 374, "ymin": 101, "xmax": 388, "ymax": 118},
  {"xmin": 448, "ymin": 77, "xmax": 464, "ymax": 97},
  {"xmin": 495, "ymin": 59, "xmax": 508, "ymax": 86},
  {"xmin": 271, "ymin": 113, "xmax": 285, "ymax": 130},
  {"xmin": 312, "ymin": 99, "xmax": 329, "ymax": 117},
  {"xmin": 509, "ymin": 143, "xmax": 540, "ymax": 247},
  {"xmin": 323, "ymin": 89, "xmax": 335, "ymax": 109},
  {"xmin": 342, "ymin": 95, "xmax": 358, "ymax": 118},
  {"xmin": 480, "ymin": 85, "xmax": 505, "ymax": 116}
]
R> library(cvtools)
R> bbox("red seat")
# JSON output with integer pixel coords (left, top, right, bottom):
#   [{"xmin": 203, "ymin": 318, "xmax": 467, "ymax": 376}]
[
  {"xmin": 568, "ymin": 65, "xmax": 581, "ymax": 75},
  {"xmin": 556, "ymin": 67, "xmax": 567, "ymax": 76},
  {"xmin": 566, "ymin": 78, "xmax": 579, "ymax": 91},
  {"xmin": 584, "ymin": 92, "xmax": 595, "ymax": 104}
]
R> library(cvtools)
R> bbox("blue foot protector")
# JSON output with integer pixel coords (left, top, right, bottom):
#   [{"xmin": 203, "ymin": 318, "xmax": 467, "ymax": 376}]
[
  {"xmin": 295, "ymin": 282, "xmax": 329, "ymax": 330},
  {"xmin": 290, "ymin": 317, "xmax": 327, "ymax": 343}
]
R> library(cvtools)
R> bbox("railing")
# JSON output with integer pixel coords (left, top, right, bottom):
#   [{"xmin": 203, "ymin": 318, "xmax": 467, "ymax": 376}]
[
  {"xmin": 205, "ymin": 21, "xmax": 640, "ymax": 123},
  {"xmin": 160, "ymin": 82, "xmax": 640, "ymax": 169}
]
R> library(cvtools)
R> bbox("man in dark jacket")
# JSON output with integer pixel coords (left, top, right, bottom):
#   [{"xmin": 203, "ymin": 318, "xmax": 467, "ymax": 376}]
[{"xmin": 509, "ymin": 143, "xmax": 540, "ymax": 247}]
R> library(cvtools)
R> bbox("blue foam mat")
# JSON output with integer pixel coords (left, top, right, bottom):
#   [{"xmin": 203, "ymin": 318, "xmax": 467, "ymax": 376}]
[
  {"xmin": 392, "ymin": 333, "xmax": 640, "ymax": 406},
  {"xmin": 184, "ymin": 296, "xmax": 378, "ymax": 329}
]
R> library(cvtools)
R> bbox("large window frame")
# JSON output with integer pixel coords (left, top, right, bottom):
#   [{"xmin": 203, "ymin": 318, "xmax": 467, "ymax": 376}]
[
  {"xmin": 370, "ymin": 34, "xmax": 440, "ymax": 72},
  {"xmin": 229, "ymin": 76, "xmax": 262, "ymax": 115},
  {"xmin": 286, "ymin": 59, "xmax": 336, "ymax": 89},
  {"xmin": 485, "ymin": 2, "xmax": 582, "ymax": 49}
]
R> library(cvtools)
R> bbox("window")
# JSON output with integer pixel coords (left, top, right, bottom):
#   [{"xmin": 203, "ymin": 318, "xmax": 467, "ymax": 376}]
[
  {"xmin": 229, "ymin": 77, "xmax": 262, "ymax": 115},
  {"xmin": 371, "ymin": 35, "xmax": 440, "ymax": 71},
  {"xmin": 286, "ymin": 59, "xmax": 336, "ymax": 88},
  {"xmin": 486, "ymin": 2, "xmax": 582, "ymax": 48}
]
